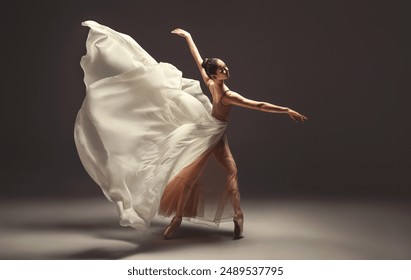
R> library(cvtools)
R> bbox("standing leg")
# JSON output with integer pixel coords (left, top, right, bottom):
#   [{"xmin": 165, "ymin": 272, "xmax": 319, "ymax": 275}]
[{"xmin": 213, "ymin": 136, "xmax": 244, "ymax": 239}]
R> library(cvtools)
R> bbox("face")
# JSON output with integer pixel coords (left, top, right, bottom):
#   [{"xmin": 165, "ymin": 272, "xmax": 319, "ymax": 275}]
[{"xmin": 213, "ymin": 59, "xmax": 230, "ymax": 80}]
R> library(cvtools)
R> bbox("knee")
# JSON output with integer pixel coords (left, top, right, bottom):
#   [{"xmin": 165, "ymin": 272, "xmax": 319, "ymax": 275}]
[
  {"xmin": 226, "ymin": 167, "xmax": 238, "ymax": 193},
  {"xmin": 227, "ymin": 165, "xmax": 238, "ymax": 178},
  {"xmin": 227, "ymin": 180, "xmax": 239, "ymax": 195}
]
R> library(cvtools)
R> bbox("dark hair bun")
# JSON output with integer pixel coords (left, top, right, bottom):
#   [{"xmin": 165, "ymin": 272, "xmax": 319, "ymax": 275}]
[
  {"xmin": 201, "ymin": 58, "xmax": 220, "ymax": 79},
  {"xmin": 201, "ymin": 58, "xmax": 210, "ymax": 69}
]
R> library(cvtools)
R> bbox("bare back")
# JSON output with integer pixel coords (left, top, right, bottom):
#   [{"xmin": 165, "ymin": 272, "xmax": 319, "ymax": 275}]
[{"xmin": 208, "ymin": 83, "xmax": 232, "ymax": 122}]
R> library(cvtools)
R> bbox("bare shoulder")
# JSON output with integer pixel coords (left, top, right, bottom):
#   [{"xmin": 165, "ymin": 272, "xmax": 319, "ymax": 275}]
[
  {"xmin": 222, "ymin": 90, "xmax": 261, "ymax": 107},
  {"xmin": 221, "ymin": 90, "xmax": 244, "ymax": 106},
  {"xmin": 206, "ymin": 79, "xmax": 214, "ymax": 88},
  {"xmin": 225, "ymin": 90, "xmax": 246, "ymax": 100}
]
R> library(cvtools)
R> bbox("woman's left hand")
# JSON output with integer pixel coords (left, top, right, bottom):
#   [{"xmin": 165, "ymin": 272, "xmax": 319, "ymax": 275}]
[
  {"xmin": 287, "ymin": 109, "xmax": 308, "ymax": 123},
  {"xmin": 171, "ymin": 28, "xmax": 191, "ymax": 38}
]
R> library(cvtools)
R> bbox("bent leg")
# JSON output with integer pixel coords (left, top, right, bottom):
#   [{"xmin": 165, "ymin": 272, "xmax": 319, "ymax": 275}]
[
  {"xmin": 174, "ymin": 151, "xmax": 212, "ymax": 217},
  {"xmin": 162, "ymin": 150, "xmax": 212, "ymax": 239}
]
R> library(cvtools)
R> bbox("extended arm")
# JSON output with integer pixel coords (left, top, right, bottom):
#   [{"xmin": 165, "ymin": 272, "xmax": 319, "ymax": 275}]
[
  {"xmin": 171, "ymin": 28, "xmax": 211, "ymax": 85},
  {"xmin": 223, "ymin": 91, "xmax": 308, "ymax": 122}
]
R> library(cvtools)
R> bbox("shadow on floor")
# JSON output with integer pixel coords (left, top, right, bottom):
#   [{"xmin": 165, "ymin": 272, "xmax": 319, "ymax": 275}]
[{"xmin": 2, "ymin": 216, "xmax": 237, "ymax": 259}]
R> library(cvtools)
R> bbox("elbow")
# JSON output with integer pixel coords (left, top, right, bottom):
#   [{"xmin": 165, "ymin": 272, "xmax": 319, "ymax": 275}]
[
  {"xmin": 257, "ymin": 102, "xmax": 287, "ymax": 113},
  {"xmin": 257, "ymin": 102, "xmax": 269, "ymax": 111}
]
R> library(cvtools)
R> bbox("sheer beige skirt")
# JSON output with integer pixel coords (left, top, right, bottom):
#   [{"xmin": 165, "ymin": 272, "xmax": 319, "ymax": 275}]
[{"xmin": 159, "ymin": 135, "xmax": 238, "ymax": 226}]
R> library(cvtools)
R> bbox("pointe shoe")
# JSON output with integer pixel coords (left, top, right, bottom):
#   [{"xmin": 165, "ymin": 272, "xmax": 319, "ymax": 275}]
[
  {"xmin": 163, "ymin": 216, "xmax": 182, "ymax": 239},
  {"xmin": 233, "ymin": 213, "xmax": 244, "ymax": 239}
]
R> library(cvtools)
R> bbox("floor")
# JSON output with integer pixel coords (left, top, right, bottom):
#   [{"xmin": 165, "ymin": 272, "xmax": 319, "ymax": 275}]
[{"xmin": 1, "ymin": 196, "xmax": 410, "ymax": 259}]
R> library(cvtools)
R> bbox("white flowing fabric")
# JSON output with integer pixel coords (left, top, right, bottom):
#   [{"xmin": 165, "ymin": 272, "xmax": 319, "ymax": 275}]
[{"xmin": 74, "ymin": 21, "xmax": 229, "ymax": 230}]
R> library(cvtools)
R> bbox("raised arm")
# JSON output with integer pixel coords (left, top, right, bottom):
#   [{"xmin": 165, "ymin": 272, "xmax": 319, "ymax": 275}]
[
  {"xmin": 171, "ymin": 28, "xmax": 211, "ymax": 85},
  {"xmin": 223, "ymin": 91, "xmax": 308, "ymax": 122}
]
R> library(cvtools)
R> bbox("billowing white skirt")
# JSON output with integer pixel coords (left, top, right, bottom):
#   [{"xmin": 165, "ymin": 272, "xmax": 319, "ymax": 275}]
[{"xmin": 74, "ymin": 21, "xmax": 232, "ymax": 230}]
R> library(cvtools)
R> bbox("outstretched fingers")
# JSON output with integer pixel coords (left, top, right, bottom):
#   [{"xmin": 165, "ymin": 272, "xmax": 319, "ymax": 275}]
[
  {"xmin": 171, "ymin": 28, "xmax": 190, "ymax": 38},
  {"xmin": 290, "ymin": 114, "xmax": 299, "ymax": 123},
  {"xmin": 300, "ymin": 114, "xmax": 308, "ymax": 122},
  {"xmin": 289, "ymin": 112, "xmax": 308, "ymax": 123}
]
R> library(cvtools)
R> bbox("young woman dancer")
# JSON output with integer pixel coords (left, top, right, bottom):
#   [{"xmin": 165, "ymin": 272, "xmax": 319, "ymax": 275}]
[
  {"xmin": 161, "ymin": 28, "xmax": 307, "ymax": 239},
  {"xmin": 75, "ymin": 21, "xmax": 306, "ymax": 240}
]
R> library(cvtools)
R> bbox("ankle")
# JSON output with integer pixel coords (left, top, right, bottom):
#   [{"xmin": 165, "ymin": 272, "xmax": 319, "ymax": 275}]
[{"xmin": 234, "ymin": 211, "xmax": 243, "ymax": 220}]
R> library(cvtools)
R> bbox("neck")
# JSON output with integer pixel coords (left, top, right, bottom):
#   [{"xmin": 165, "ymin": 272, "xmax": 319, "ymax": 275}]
[{"xmin": 213, "ymin": 79, "xmax": 224, "ymax": 87}]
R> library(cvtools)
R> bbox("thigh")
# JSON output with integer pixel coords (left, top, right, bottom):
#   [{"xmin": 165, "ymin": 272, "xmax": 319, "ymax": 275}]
[{"xmin": 213, "ymin": 136, "xmax": 237, "ymax": 173}]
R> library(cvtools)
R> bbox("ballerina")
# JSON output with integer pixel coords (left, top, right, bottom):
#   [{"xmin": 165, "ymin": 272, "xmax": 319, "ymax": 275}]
[
  {"xmin": 160, "ymin": 28, "xmax": 307, "ymax": 239},
  {"xmin": 74, "ymin": 21, "xmax": 306, "ymax": 241}
]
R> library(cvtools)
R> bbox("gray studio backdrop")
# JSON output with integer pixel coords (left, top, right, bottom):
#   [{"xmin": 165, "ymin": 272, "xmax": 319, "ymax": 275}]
[{"xmin": 3, "ymin": 0, "xmax": 410, "ymax": 198}]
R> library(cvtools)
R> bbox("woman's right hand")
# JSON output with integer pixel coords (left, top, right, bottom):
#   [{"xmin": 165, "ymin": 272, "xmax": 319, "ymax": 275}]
[{"xmin": 171, "ymin": 28, "xmax": 191, "ymax": 38}]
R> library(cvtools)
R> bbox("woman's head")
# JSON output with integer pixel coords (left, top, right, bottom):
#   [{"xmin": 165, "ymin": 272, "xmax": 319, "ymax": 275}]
[{"xmin": 201, "ymin": 58, "xmax": 230, "ymax": 80}]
